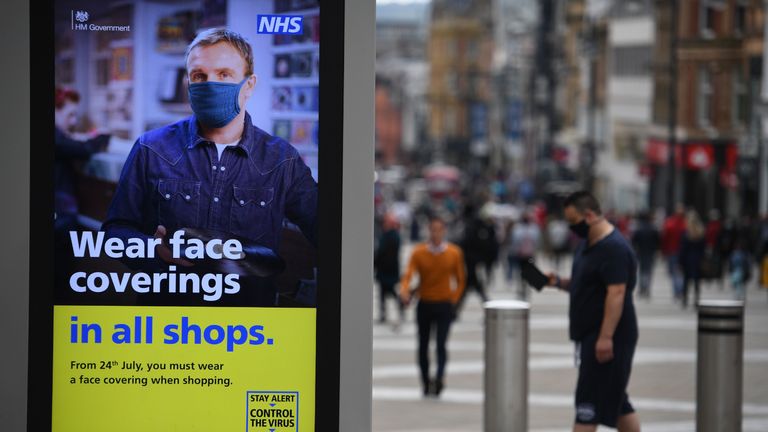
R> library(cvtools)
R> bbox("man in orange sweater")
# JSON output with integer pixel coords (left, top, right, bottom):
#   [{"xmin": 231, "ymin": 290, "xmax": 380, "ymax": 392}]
[{"xmin": 401, "ymin": 216, "xmax": 466, "ymax": 397}]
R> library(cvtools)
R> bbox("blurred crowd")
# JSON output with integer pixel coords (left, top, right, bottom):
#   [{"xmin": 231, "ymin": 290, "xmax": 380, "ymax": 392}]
[{"xmin": 374, "ymin": 173, "xmax": 768, "ymax": 323}]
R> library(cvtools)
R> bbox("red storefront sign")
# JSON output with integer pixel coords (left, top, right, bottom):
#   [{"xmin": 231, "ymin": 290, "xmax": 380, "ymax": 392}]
[
  {"xmin": 646, "ymin": 139, "xmax": 737, "ymax": 171},
  {"xmin": 646, "ymin": 138, "xmax": 682, "ymax": 165},
  {"xmin": 684, "ymin": 143, "xmax": 714, "ymax": 169}
]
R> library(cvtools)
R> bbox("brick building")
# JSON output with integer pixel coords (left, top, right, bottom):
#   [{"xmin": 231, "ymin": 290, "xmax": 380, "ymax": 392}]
[
  {"xmin": 427, "ymin": 0, "xmax": 494, "ymax": 165},
  {"xmin": 650, "ymin": 0, "xmax": 764, "ymax": 217}
]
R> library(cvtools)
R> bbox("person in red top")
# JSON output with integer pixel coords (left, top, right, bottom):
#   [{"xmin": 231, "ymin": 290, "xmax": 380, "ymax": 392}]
[{"xmin": 661, "ymin": 204, "xmax": 687, "ymax": 301}]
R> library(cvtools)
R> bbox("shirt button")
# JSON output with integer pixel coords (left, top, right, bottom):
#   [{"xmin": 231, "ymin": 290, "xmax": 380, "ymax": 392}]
[
  {"xmin": 220, "ymin": 166, "xmax": 226, "ymax": 171},
  {"xmin": 212, "ymin": 165, "xmax": 217, "ymax": 170},
  {"xmin": 213, "ymin": 197, "xmax": 219, "ymax": 203},
  {"xmin": 184, "ymin": 195, "xmax": 191, "ymax": 201},
  {"xmin": 239, "ymin": 200, "xmax": 245, "ymax": 205},
  {"xmin": 164, "ymin": 194, "xmax": 170, "ymax": 199},
  {"xmin": 260, "ymin": 201, "xmax": 266, "ymax": 207}
]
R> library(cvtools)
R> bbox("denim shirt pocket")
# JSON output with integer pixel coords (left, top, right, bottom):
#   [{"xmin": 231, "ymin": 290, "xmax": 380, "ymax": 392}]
[
  {"xmin": 230, "ymin": 186, "xmax": 275, "ymax": 241},
  {"xmin": 157, "ymin": 179, "xmax": 201, "ymax": 229}
]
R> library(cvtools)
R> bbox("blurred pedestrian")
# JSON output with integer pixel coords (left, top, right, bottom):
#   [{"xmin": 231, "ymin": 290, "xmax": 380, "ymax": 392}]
[
  {"xmin": 703, "ymin": 209, "xmax": 724, "ymax": 288},
  {"xmin": 758, "ymin": 214, "xmax": 768, "ymax": 292},
  {"xmin": 55, "ymin": 87, "xmax": 110, "ymax": 217},
  {"xmin": 547, "ymin": 215, "xmax": 570, "ymax": 272},
  {"xmin": 545, "ymin": 191, "xmax": 641, "ymax": 432},
  {"xmin": 661, "ymin": 204, "xmax": 687, "ymax": 301},
  {"xmin": 374, "ymin": 212, "xmax": 404, "ymax": 325},
  {"xmin": 410, "ymin": 214, "xmax": 421, "ymax": 242},
  {"xmin": 400, "ymin": 217, "xmax": 466, "ymax": 397},
  {"xmin": 479, "ymin": 207, "xmax": 500, "ymax": 288},
  {"xmin": 718, "ymin": 218, "xmax": 739, "ymax": 288},
  {"xmin": 729, "ymin": 240, "xmax": 752, "ymax": 301},
  {"xmin": 54, "ymin": 87, "xmax": 109, "ymax": 297},
  {"xmin": 507, "ymin": 213, "xmax": 541, "ymax": 299},
  {"xmin": 679, "ymin": 211, "xmax": 706, "ymax": 309},
  {"xmin": 456, "ymin": 205, "xmax": 492, "ymax": 319},
  {"xmin": 631, "ymin": 211, "xmax": 659, "ymax": 299}
]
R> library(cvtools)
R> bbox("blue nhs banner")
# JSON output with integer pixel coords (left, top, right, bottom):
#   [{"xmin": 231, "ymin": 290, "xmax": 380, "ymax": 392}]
[{"xmin": 257, "ymin": 15, "xmax": 303, "ymax": 34}]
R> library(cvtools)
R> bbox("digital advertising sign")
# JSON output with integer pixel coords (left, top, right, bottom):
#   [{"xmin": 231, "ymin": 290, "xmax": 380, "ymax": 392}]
[{"xmin": 29, "ymin": 0, "xmax": 346, "ymax": 430}]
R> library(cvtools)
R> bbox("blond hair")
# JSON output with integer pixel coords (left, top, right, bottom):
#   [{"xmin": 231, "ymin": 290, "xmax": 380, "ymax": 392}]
[
  {"xmin": 185, "ymin": 27, "xmax": 254, "ymax": 76},
  {"xmin": 686, "ymin": 210, "xmax": 705, "ymax": 240}
]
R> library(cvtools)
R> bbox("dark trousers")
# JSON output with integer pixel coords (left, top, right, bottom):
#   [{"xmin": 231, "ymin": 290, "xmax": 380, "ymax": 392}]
[
  {"xmin": 378, "ymin": 281, "xmax": 404, "ymax": 321},
  {"xmin": 682, "ymin": 271, "xmax": 701, "ymax": 308},
  {"xmin": 456, "ymin": 261, "xmax": 488, "ymax": 317},
  {"xmin": 638, "ymin": 257, "xmax": 654, "ymax": 297},
  {"xmin": 416, "ymin": 301, "xmax": 453, "ymax": 387}
]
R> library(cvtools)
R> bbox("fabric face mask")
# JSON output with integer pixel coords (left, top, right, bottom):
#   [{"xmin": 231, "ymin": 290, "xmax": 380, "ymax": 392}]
[
  {"xmin": 188, "ymin": 78, "xmax": 247, "ymax": 128},
  {"xmin": 569, "ymin": 220, "xmax": 590, "ymax": 239}
]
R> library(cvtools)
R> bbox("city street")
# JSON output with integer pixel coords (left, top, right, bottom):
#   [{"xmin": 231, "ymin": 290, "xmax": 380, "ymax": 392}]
[{"xmin": 372, "ymin": 248, "xmax": 768, "ymax": 431}]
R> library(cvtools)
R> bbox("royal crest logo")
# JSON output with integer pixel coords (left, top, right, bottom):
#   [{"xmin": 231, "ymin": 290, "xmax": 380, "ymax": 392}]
[{"xmin": 75, "ymin": 11, "xmax": 89, "ymax": 23}]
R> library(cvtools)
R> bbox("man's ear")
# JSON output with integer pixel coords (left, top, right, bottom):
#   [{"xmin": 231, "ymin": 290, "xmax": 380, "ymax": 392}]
[
  {"xmin": 243, "ymin": 74, "xmax": 257, "ymax": 97},
  {"xmin": 584, "ymin": 209, "xmax": 597, "ymax": 223}
]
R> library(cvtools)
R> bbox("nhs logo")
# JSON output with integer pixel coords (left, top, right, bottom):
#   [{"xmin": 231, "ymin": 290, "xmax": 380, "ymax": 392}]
[{"xmin": 257, "ymin": 15, "xmax": 303, "ymax": 34}]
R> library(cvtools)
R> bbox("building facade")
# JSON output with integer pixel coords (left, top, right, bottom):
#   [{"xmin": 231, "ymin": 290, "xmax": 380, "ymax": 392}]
[
  {"xmin": 650, "ymin": 0, "xmax": 764, "ymax": 217},
  {"xmin": 428, "ymin": 0, "xmax": 494, "ymax": 166},
  {"xmin": 598, "ymin": 0, "xmax": 655, "ymax": 213}
]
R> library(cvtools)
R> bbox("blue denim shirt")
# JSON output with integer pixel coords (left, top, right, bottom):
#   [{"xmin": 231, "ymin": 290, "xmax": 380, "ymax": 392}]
[{"xmin": 102, "ymin": 113, "xmax": 318, "ymax": 263}]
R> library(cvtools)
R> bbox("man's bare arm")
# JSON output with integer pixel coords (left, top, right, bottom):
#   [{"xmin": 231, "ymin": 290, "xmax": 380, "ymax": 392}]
[{"xmin": 596, "ymin": 283, "xmax": 626, "ymax": 363}]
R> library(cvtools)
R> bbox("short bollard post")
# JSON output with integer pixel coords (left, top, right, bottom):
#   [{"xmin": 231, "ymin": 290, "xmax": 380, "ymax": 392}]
[
  {"xmin": 484, "ymin": 300, "xmax": 529, "ymax": 432},
  {"xmin": 697, "ymin": 300, "xmax": 745, "ymax": 432}
]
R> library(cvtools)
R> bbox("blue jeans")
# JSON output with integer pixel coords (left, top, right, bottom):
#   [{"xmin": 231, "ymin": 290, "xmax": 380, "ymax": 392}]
[{"xmin": 666, "ymin": 254, "xmax": 683, "ymax": 297}]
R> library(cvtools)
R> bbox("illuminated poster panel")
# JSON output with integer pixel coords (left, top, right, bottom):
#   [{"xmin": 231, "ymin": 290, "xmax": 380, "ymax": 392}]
[{"xmin": 31, "ymin": 0, "xmax": 343, "ymax": 430}]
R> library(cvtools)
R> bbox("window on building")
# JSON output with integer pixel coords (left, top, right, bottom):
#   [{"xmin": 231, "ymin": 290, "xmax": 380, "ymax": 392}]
[
  {"xmin": 444, "ymin": 107, "xmax": 457, "ymax": 136},
  {"xmin": 611, "ymin": 45, "xmax": 652, "ymax": 77},
  {"xmin": 445, "ymin": 71, "xmax": 458, "ymax": 96},
  {"xmin": 700, "ymin": 0, "xmax": 726, "ymax": 38},
  {"xmin": 466, "ymin": 39, "xmax": 479, "ymax": 62},
  {"xmin": 697, "ymin": 67, "xmax": 713, "ymax": 127},
  {"xmin": 734, "ymin": 1, "xmax": 748, "ymax": 36},
  {"xmin": 732, "ymin": 68, "xmax": 748, "ymax": 128}
]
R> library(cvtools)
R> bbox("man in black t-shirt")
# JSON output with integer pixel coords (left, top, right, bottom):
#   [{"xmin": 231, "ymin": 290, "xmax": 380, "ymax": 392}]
[{"xmin": 547, "ymin": 191, "xmax": 641, "ymax": 432}]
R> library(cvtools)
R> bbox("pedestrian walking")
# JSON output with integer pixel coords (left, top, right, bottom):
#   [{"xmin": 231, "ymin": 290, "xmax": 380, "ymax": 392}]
[
  {"xmin": 730, "ymin": 240, "xmax": 752, "ymax": 301},
  {"xmin": 679, "ymin": 211, "xmax": 706, "ymax": 309},
  {"xmin": 400, "ymin": 217, "xmax": 466, "ymax": 397},
  {"xmin": 374, "ymin": 212, "xmax": 404, "ymax": 325},
  {"xmin": 456, "ymin": 205, "xmax": 491, "ymax": 319},
  {"xmin": 478, "ymin": 206, "xmax": 500, "ymax": 289},
  {"xmin": 718, "ymin": 219, "xmax": 739, "ymax": 290},
  {"xmin": 547, "ymin": 216, "xmax": 571, "ymax": 272},
  {"xmin": 631, "ymin": 211, "xmax": 659, "ymax": 299},
  {"xmin": 702, "ymin": 209, "xmax": 724, "ymax": 288},
  {"xmin": 758, "ymin": 214, "xmax": 768, "ymax": 293},
  {"xmin": 545, "ymin": 191, "xmax": 641, "ymax": 432},
  {"xmin": 661, "ymin": 205, "xmax": 687, "ymax": 301},
  {"xmin": 507, "ymin": 213, "xmax": 541, "ymax": 299}
]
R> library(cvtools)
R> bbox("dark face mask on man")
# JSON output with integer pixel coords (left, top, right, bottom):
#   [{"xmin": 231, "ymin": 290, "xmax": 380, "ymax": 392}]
[
  {"xmin": 569, "ymin": 219, "xmax": 590, "ymax": 238},
  {"xmin": 188, "ymin": 78, "xmax": 248, "ymax": 128}
]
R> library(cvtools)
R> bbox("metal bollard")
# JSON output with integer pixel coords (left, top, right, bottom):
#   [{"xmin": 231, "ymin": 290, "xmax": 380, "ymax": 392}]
[
  {"xmin": 484, "ymin": 300, "xmax": 529, "ymax": 432},
  {"xmin": 696, "ymin": 299, "xmax": 745, "ymax": 432}
]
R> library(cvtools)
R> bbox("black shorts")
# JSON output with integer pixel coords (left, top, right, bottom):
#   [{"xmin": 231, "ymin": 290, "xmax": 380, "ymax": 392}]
[{"xmin": 574, "ymin": 333, "xmax": 636, "ymax": 427}]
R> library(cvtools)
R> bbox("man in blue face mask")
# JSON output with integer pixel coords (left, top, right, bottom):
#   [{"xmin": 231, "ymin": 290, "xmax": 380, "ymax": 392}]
[
  {"xmin": 545, "ymin": 191, "xmax": 641, "ymax": 432},
  {"xmin": 102, "ymin": 28, "xmax": 318, "ymax": 307}
]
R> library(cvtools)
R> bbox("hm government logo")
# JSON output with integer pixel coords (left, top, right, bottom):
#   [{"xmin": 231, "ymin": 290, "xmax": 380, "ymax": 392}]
[{"xmin": 71, "ymin": 10, "xmax": 131, "ymax": 32}]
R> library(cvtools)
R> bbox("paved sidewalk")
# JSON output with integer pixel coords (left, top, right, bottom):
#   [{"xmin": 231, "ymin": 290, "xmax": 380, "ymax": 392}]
[{"xmin": 372, "ymin": 250, "xmax": 768, "ymax": 431}]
